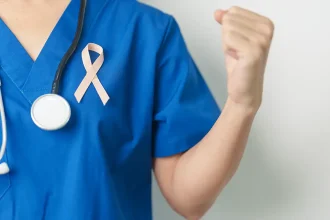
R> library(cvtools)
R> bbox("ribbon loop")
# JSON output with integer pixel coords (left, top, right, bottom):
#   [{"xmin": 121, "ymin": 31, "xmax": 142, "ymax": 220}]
[{"xmin": 74, "ymin": 43, "xmax": 110, "ymax": 105}]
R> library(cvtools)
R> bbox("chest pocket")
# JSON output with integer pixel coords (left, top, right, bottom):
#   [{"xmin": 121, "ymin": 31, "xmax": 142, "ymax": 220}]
[{"xmin": 0, "ymin": 154, "xmax": 10, "ymax": 200}]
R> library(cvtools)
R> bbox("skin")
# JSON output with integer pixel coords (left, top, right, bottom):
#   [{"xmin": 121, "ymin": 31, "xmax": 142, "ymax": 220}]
[
  {"xmin": 0, "ymin": 0, "xmax": 70, "ymax": 61},
  {"xmin": 0, "ymin": 1, "xmax": 275, "ymax": 219},
  {"xmin": 154, "ymin": 7, "xmax": 274, "ymax": 219}
]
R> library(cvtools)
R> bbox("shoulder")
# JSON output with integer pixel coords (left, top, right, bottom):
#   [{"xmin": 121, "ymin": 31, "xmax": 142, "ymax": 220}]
[
  {"xmin": 100, "ymin": 0, "xmax": 175, "ymax": 33},
  {"xmin": 113, "ymin": 0, "xmax": 171, "ymax": 20}
]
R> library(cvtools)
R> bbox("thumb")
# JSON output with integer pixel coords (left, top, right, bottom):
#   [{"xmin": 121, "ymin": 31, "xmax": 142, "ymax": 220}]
[{"xmin": 214, "ymin": 9, "xmax": 227, "ymax": 24}]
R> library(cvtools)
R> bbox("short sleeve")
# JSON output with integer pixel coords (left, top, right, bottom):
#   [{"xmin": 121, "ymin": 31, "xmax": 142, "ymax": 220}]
[{"xmin": 152, "ymin": 16, "xmax": 221, "ymax": 157}]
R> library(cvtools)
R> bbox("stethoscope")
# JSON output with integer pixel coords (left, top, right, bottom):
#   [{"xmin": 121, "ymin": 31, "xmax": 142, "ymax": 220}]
[{"xmin": 0, "ymin": 0, "xmax": 87, "ymax": 174}]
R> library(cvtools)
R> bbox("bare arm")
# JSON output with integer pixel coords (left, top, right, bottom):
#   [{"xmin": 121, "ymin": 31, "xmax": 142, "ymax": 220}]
[
  {"xmin": 154, "ymin": 99, "xmax": 256, "ymax": 219},
  {"xmin": 154, "ymin": 6, "xmax": 274, "ymax": 219},
  {"xmin": 155, "ymin": 102, "xmax": 254, "ymax": 219}
]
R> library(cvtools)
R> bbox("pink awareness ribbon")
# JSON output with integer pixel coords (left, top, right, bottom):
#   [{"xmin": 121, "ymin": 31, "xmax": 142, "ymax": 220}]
[{"xmin": 74, "ymin": 43, "xmax": 110, "ymax": 105}]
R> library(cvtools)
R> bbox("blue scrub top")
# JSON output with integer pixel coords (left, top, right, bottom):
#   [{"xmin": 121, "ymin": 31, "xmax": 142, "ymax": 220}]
[{"xmin": 0, "ymin": 0, "xmax": 220, "ymax": 219}]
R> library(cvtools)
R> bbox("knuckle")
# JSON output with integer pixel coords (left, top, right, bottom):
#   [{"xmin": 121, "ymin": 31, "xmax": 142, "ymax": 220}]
[
  {"xmin": 267, "ymin": 18, "xmax": 275, "ymax": 30},
  {"xmin": 222, "ymin": 14, "xmax": 231, "ymax": 25},
  {"xmin": 257, "ymin": 23, "xmax": 274, "ymax": 39},
  {"xmin": 258, "ymin": 35, "xmax": 269, "ymax": 48},
  {"xmin": 229, "ymin": 6, "xmax": 241, "ymax": 13},
  {"xmin": 264, "ymin": 19, "xmax": 275, "ymax": 36}
]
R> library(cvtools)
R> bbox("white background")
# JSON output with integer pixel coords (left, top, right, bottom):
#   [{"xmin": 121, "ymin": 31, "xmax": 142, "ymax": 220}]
[{"xmin": 140, "ymin": 0, "xmax": 330, "ymax": 219}]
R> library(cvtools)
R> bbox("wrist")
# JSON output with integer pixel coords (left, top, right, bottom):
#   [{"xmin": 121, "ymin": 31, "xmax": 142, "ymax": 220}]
[{"xmin": 223, "ymin": 98, "xmax": 259, "ymax": 118}]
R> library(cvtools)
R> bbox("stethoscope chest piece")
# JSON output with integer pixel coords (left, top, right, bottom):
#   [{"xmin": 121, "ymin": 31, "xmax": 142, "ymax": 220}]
[{"xmin": 31, "ymin": 94, "xmax": 71, "ymax": 131}]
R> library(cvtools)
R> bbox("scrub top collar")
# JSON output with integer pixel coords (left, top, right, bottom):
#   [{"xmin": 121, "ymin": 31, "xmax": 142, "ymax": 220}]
[{"xmin": 0, "ymin": 0, "xmax": 81, "ymax": 103}]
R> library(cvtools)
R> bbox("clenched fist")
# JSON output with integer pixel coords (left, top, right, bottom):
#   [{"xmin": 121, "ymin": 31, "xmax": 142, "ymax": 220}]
[{"xmin": 214, "ymin": 6, "xmax": 274, "ymax": 111}]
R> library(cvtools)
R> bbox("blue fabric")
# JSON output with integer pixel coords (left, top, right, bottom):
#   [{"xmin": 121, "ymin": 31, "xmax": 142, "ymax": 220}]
[{"xmin": 0, "ymin": 0, "xmax": 220, "ymax": 219}]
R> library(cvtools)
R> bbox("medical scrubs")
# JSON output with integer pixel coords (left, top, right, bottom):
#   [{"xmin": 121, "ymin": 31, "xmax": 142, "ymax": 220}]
[{"xmin": 0, "ymin": 0, "xmax": 220, "ymax": 219}]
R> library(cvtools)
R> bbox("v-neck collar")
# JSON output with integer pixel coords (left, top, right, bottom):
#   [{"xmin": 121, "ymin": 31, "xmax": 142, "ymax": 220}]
[{"xmin": 0, "ymin": 0, "xmax": 81, "ymax": 103}]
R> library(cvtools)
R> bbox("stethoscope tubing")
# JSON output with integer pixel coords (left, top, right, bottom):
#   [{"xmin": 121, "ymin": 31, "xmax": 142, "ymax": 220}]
[
  {"xmin": 0, "ymin": 0, "xmax": 87, "ymax": 174},
  {"xmin": 51, "ymin": 0, "xmax": 87, "ymax": 94}
]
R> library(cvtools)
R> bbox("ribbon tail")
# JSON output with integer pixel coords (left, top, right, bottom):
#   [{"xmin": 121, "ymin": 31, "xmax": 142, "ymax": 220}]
[
  {"xmin": 92, "ymin": 78, "xmax": 110, "ymax": 105},
  {"xmin": 74, "ymin": 75, "xmax": 92, "ymax": 103}
]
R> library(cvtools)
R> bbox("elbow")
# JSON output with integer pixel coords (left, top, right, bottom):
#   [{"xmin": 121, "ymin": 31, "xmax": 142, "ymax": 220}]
[
  {"xmin": 168, "ymin": 178, "xmax": 225, "ymax": 219},
  {"xmin": 183, "ymin": 211, "xmax": 207, "ymax": 220},
  {"xmin": 176, "ymin": 204, "xmax": 210, "ymax": 220},
  {"xmin": 171, "ymin": 197, "xmax": 215, "ymax": 220}
]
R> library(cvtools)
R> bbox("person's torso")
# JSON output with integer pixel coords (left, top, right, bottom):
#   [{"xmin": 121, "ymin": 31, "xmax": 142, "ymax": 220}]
[{"xmin": 0, "ymin": 0, "xmax": 170, "ymax": 219}]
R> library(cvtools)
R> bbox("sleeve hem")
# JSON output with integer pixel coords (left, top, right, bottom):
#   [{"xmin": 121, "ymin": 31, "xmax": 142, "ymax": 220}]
[{"xmin": 153, "ymin": 142, "xmax": 195, "ymax": 158}]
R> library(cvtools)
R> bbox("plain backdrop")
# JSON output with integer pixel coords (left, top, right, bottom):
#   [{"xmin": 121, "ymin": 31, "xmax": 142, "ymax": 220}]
[{"xmin": 139, "ymin": 0, "xmax": 330, "ymax": 219}]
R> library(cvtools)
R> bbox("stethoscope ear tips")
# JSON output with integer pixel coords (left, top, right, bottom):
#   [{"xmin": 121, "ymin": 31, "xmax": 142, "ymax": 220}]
[{"xmin": 0, "ymin": 162, "xmax": 9, "ymax": 175}]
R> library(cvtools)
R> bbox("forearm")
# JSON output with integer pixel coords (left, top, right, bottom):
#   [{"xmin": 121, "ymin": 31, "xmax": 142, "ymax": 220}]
[{"xmin": 171, "ymin": 99, "xmax": 257, "ymax": 218}]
